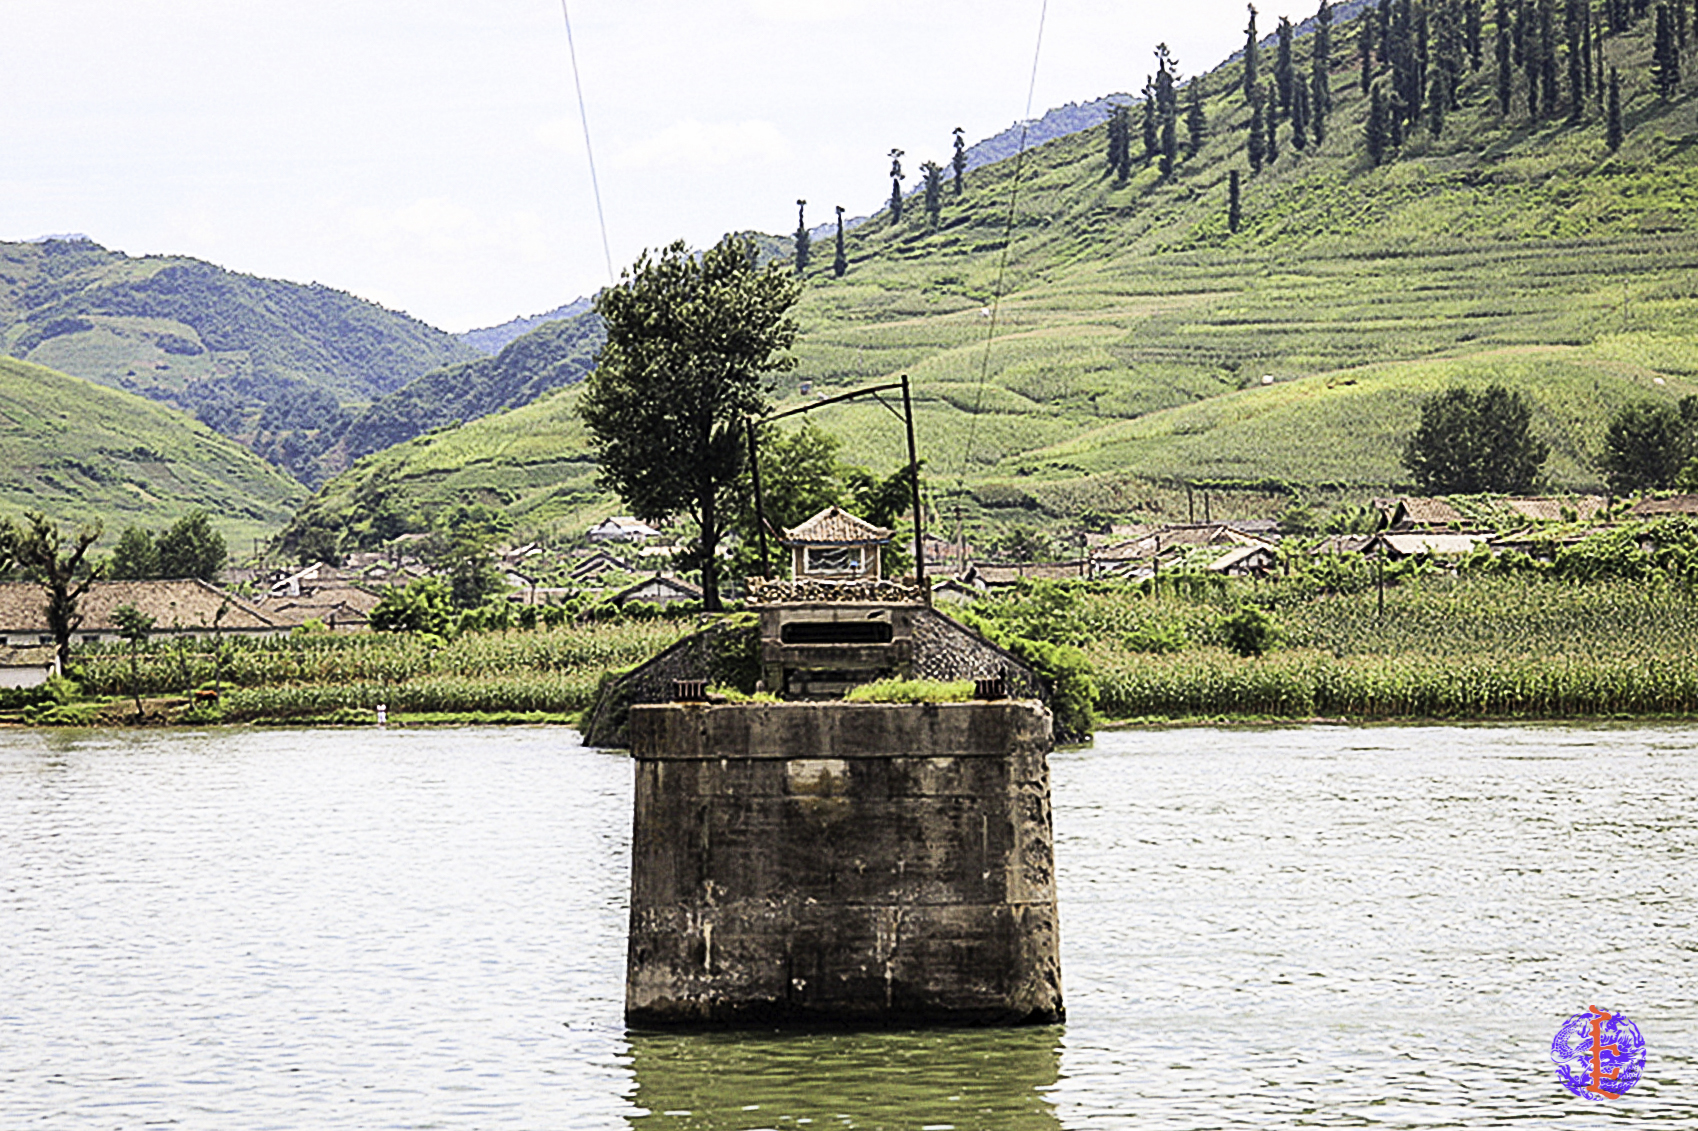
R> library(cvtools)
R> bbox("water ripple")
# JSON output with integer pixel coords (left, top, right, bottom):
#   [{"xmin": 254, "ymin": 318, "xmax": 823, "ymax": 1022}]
[{"xmin": 2, "ymin": 722, "xmax": 1694, "ymax": 1128}]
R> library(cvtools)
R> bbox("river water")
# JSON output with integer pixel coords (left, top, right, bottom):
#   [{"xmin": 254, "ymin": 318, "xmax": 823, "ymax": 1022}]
[{"xmin": 2, "ymin": 723, "xmax": 1694, "ymax": 1128}]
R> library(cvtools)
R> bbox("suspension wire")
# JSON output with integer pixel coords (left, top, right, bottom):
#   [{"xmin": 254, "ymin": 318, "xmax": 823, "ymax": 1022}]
[
  {"xmin": 948, "ymin": 0, "xmax": 1049, "ymax": 559},
  {"xmin": 559, "ymin": 0, "xmax": 616, "ymax": 286}
]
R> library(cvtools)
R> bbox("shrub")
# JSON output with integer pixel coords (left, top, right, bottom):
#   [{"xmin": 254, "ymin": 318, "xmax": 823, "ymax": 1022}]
[
  {"xmin": 1219, "ymin": 607, "xmax": 1279, "ymax": 657},
  {"xmin": 1123, "ymin": 622, "xmax": 1190, "ymax": 653},
  {"xmin": 1002, "ymin": 635, "xmax": 1098, "ymax": 742}
]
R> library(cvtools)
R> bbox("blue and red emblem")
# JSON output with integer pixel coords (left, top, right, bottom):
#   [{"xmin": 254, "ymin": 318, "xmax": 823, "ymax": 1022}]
[{"xmin": 1550, "ymin": 1006, "xmax": 1646, "ymax": 1101}]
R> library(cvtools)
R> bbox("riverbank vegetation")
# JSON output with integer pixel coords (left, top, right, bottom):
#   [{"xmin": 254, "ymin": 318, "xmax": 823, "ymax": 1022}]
[
  {"xmin": 59, "ymin": 618, "xmax": 693, "ymax": 727},
  {"xmin": 27, "ymin": 537, "xmax": 1698, "ymax": 731},
  {"xmin": 22, "ymin": 516, "xmax": 1698, "ymax": 732},
  {"xmin": 1003, "ymin": 517, "xmax": 1698, "ymax": 725}
]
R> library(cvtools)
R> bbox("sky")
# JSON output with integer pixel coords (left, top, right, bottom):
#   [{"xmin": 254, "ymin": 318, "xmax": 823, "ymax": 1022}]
[{"xmin": 4, "ymin": 1, "xmax": 1318, "ymax": 334}]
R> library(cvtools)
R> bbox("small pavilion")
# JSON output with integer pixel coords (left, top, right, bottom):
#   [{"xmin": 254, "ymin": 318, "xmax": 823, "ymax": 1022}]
[{"xmin": 781, "ymin": 506, "xmax": 894, "ymax": 582}]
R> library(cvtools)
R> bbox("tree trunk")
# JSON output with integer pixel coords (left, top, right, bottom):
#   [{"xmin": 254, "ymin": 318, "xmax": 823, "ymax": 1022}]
[{"xmin": 130, "ymin": 645, "xmax": 143, "ymax": 721}]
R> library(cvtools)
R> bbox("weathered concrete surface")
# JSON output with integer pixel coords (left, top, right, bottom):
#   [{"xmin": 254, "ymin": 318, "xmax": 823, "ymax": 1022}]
[
  {"xmin": 584, "ymin": 607, "xmax": 1045, "ymax": 748},
  {"xmin": 625, "ymin": 701, "xmax": 1063, "ymax": 1027}
]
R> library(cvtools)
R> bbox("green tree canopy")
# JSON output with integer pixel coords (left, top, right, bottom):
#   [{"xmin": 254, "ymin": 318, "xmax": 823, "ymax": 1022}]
[
  {"xmin": 751, "ymin": 421, "xmax": 848, "ymax": 538},
  {"xmin": 407, "ymin": 503, "xmax": 510, "ymax": 609},
  {"xmin": 1601, "ymin": 398, "xmax": 1696, "ymax": 495},
  {"xmin": 156, "ymin": 510, "xmax": 227, "ymax": 580},
  {"xmin": 741, "ymin": 422, "xmax": 922, "ymax": 578},
  {"xmin": 1402, "ymin": 384, "xmax": 1551, "ymax": 495},
  {"xmin": 109, "ymin": 525, "xmax": 161, "ymax": 580},
  {"xmin": 370, "ymin": 576, "xmax": 456, "ymax": 636},
  {"xmin": 578, "ymin": 235, "xmax": 801, "ymax": 610}
]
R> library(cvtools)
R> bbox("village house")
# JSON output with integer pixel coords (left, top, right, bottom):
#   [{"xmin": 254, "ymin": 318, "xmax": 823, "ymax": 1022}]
[
  {"xmin": 612, "ymin": 574, "xmax": 703, "ymax": 609},
  {"xmin": 1363, "ymin": 531, "xmax": 1489, "ymax": 560},
  {"xmin": 968, "ymin": 560, "xmax": 1091, "ymax": 587},
  {"xmin": 1502, "ymin": 495, "xmax": 1608, "ymax": 523},
  {"xmin": 1207, "ymin": 543, "xmax": 1279, "ymax": 577},
  {"xmin": 1630, "ymin": 494, "xmax": 1698, "ymax": 519},
  {"xmin": 587, "ymin": 516, "xmax": 663, "ymax": 544},
  {"xmin": 258, "ymin": 562, "xmax": 383, "ymax": 631},
  {"xmin": 0, "ymin": 644, "xmax": 58, "ymax": 688},
  {"xmin": 1380, "ymin": 496, "xmax": 1466, "ymax": 531},
  {"xmin": 0, "ymin": 579, "xmax": 280, "ymax": 653},
  {"xmin": 928, "ymin": 575, "xmax": 983, "ymax": 605},
  {"xmin": 1091, "ymin": 523, "xmax": 1277, "ymax": 579},
  {"xmin": 567, "ymin": 548, "xmax": 636, "ymax": 584}
]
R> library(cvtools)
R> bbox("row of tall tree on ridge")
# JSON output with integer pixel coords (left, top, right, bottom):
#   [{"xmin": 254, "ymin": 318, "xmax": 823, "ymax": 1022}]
[
  {"xmin": 791, "ymin": 0, "xmax": 1690, "ymax": 268},
  {"xmin": 1091, "ymin": 0, "xmax": 1694, "ymax": 234}
]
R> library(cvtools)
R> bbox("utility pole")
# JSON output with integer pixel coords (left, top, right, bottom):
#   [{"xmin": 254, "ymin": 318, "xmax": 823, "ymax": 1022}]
[{"xmin": 902, "ymin": 374, "xmax": 928, "ymax": 604}]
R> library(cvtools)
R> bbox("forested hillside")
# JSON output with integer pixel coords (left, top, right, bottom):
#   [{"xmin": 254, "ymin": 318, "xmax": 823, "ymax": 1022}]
[
  {"xmin": 285, "ymin": 0, "xmax": 1698, "ymax": 551},
  {"xmin": 460, "ymin": 298, "xmax": 593, "ymax": 354},
  {"xmin": 0, "ymin": 239, "xmax": 479, "ymax": 486},
  {"xmin": 329, "ymin": 309, "xmax": 605, "ymax": 467},
  {"xmin": 280, "ymin": 388, "xmax": 596, "ymax": 557}
]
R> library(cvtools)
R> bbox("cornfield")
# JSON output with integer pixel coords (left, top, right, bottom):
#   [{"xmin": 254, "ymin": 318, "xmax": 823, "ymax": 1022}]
[
  {"xmin": 219, "ymin": 674, "xmax": 606, "ymax": 720},
  {"xmin": 75, "ymin": 620, "xmax": 694, "ymax": 708},
  {"xmin": 68, "ymin": 574, "xmax": 1698, "ymax": 725},
  {"xmin": 992, "ymin": 573, "xmax": 1698, "ymax": 722},
  {"xmin": 1094, "ymin": 648, "xmax": 1698, "ymax": 720}
]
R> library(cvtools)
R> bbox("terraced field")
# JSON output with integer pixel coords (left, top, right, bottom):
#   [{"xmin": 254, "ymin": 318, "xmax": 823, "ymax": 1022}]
[{"xmin": 291, "ymin": 4, "xmax": 1698, "ymax": 543}]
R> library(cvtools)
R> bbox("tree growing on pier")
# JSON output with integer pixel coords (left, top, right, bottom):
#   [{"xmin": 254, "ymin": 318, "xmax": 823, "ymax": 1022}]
[{"xmin": 579, "ymin": 236, "xmax": 801, "ymax": 611}]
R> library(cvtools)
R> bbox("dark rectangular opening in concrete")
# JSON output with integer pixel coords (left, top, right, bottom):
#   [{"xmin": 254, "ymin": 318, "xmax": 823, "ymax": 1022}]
[{"xmin": 780, "ymin": 621, "xmax": 895, "ymax": 645}]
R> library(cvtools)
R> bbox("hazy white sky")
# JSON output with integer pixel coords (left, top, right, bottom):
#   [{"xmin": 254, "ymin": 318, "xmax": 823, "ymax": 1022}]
[{"xmin": 5, "ymin": 1, "xmax": 1314, "ymax": 332}]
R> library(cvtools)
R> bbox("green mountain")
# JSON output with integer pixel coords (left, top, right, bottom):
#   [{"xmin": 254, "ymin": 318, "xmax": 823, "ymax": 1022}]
[
  {"xmin": 284, "ymin": 4, "xmax": 1698, "ymax": 548},
  {"xmin": 0, "ymin": 238, "xmax": 480, "ymax": 485},
  {"xmin": 0, "ymin": 356, "xmax": 306, "ymax": 547},
  {"xmin": 329, "ymin": 309, "xmax": 605, "ymax": 467},
  {"xmin": 459, "ymin": 298, "xmax": 594, "ymax": 354}
]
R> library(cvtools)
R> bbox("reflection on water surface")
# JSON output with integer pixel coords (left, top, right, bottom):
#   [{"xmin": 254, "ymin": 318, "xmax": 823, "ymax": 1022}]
[{"xmin": 626, "ymin": 1027, "xmax": 1062, "ymax": 1129}]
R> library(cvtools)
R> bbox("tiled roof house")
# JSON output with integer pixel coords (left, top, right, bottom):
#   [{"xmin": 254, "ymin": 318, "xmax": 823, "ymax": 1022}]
[{"xmin": 0, "ymin": 579, "xmax": 279, "ymax": 648}]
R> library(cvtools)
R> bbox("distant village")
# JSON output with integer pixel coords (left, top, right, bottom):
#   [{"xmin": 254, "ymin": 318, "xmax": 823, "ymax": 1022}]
[{"xmin": 1, "ymin": 490, "xmax": 1693, "ymax": 688}]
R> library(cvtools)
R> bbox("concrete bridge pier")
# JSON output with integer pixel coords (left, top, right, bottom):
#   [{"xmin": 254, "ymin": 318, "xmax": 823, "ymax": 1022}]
[{"xmin": 624, "ymin": 700, "xmax": 1063, "ymax": 1027}]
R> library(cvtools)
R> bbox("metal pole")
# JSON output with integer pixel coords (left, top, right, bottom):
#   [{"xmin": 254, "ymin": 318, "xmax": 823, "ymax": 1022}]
[
  {"xmin": 747, "ymin": 419, "xmax": 769, "ymax": 580},
  {"xmin": 1377, "ymin": 548, "xmax": 1385, "ymax": 618},
  {"xmin": 901, "ymin": 374, "xmax": 928, "ymax": 604}
]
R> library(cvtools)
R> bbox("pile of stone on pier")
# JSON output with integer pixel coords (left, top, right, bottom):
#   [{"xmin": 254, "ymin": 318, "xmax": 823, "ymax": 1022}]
[{"xmin": 748, "ymin": 577, "xmax": 924, "ymax": 605}]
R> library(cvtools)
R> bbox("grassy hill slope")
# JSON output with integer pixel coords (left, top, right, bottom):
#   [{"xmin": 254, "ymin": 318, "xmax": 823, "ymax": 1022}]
[
  {"xmin": 285, "ymin": 4, "xmax": 1698, "ymax": 546},
  {"xmin": 0, "ymin": 356, "xmax": 306, "ymax": 547},
  {"xmin": 280, "ymin": 388, "xmax": 601, "ymax": 553},
  {"xmin": 0, "ymin": 238, "xmax": 480, "ymax": 486}
]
